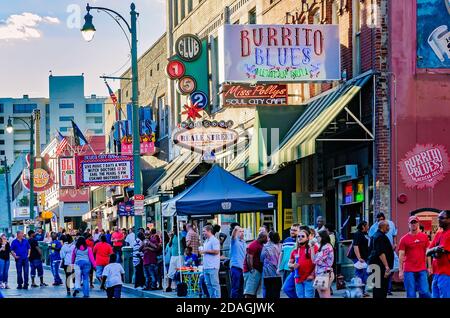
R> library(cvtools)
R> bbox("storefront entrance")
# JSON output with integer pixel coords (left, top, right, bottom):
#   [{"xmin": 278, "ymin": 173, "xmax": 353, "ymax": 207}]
[{"xmin": 292, "ymin": 192, "xmax": 326, "ymax": 227}]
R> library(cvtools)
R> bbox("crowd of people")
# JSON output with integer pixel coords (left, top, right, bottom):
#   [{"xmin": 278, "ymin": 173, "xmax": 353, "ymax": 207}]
[{"xmin": 0, "ymin": 209, "xmax": 448, "ymax": 299}]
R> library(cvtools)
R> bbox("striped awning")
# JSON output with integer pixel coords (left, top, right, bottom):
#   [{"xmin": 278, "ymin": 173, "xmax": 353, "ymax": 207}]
[
  {"xmin": 271, "ymin": 71, "xmax": 374, "ymax": 167},
  {"xmin": 226, "ymin": 146, "xmax": 250, "ymax": 172}
]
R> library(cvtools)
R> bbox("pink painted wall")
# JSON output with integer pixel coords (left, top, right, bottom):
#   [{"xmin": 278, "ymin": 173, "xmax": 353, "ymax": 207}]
[{"xmin": 389, "ymin": 0, "xmax": 450, "ymax": 237}]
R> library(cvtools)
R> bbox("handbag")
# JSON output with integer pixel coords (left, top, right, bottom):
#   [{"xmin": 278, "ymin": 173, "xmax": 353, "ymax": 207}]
[{"xmin": 313, "ymin": 271, "xmax": 332, "ymax": 291}]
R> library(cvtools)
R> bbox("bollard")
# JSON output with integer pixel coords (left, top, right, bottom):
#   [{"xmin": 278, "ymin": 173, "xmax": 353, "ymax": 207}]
[
  {"xmin": 122, "ymin": 246, "xmax": 134, "ymax": 284},
  {"xmin": 38, "ymin": 241, "xmax": 50, "ymax": 266}
]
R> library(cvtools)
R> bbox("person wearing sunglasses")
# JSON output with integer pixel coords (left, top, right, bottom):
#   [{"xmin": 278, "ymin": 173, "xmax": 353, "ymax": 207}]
[
  {"xmin": 398, "ymin": 216, "xmax": 431, "ymax": 298},
  {"xmin": 287, "ymin": 229, "xmax": 317, "ymax": 298},
  {"xmin": 427, "ymin": 210, "xmax": 450, "ymax": 298}
]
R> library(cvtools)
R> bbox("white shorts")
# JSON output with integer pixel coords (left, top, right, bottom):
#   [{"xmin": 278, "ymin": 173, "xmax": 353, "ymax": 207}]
[{"xmin": 167, "ymin": 256, "xmax": 184, "ymax": 280}]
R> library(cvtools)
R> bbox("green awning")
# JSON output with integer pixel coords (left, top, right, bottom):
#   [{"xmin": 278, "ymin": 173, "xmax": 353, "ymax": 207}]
[{"xmin": 271, "ymin": 71, "xmax": 374, "ymax": 167}]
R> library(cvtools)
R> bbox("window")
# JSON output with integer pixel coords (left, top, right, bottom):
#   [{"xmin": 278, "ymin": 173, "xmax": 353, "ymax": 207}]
[
  {"xmin": 86, "ymin": 104, "xmax": 103, "ymax": 113},
  {"xmin": 181, "ymin": 0, "xmax": 186, "ymax": 20},
  {"xmin": 353, "ymin": 0, "xmax": 361, "ymax": 76},
  {"xmin": 0, "ymin": 140, "xmax": 4, "ymax": 145},
  {"xmin": 93, "ymin": 129, "xmax": 103, "ymax": 134},
  {"xmin": 188, "ymin": 0, "xmax": 193, "ymax": 13},
  {"xmin": 59, "ymin": 103, "xmax": 74, "ymax": 109},
  {"xmin": 60, "ymin": 127, "xmax": 69, "ymax": 132},
  {"xmin": 0, "ymin": 129, "xmax": 4, "ymax": 134},
  {"xmin": 0, "ymin": 104, "xmax": 3, "ymax": 113},
  {"xmin": 248, "ymin": 7, "xmax": 256, "ymax": 24},
  {"xmin": 0, "ymin": 151, "xmax": 4, "ymax": 156},
  {"xmin": 94, "ymin": 117, "xmax": 103, "ymax": 124},
  {"xmin": 13, "ymin": 104, "xmax": 37, "ymax": 113},
  {"xmin": 59, "ymin": 116, "xmax": 74, "ymax": 122},
  {"xmin": 0, "ymin": 117, "xmax": 3, "ymax": 124},
  {"xmin": 174, "ymin": 0, "xmax": 179, "ymax": 27}
]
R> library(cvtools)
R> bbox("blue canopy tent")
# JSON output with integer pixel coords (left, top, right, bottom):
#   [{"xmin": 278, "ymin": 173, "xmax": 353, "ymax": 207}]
[
  {"xmin": 160, "ymin": 165, "xmax": 276, "ymax": 294},
  {"xmin": 162, "ymin": 165, "xmax": 276, "ymax": 217}
]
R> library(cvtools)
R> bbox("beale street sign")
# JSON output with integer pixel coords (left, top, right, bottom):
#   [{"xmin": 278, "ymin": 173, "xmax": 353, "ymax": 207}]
[
  {"xmin": 173, "ymin": 126, "xmax": 239, "ymax": 154},
  {"xmin": 223, "ymin": 83, "xmax": 288, "ymax": 107},
  {"xmin": 399, "ymin": 144, "xmax": 450, "ymax": 189}
]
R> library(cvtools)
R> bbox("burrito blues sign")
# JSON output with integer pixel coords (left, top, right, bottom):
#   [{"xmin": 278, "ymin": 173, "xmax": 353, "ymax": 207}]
[{"xmin": 218, "ymin": 24, "xmax": 340, "ymax": 82}]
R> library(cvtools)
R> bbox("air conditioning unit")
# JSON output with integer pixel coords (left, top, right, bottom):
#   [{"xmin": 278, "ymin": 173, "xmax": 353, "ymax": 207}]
[{"xmin": 332, "ymin": 165, "xmax": 358, "ymax": 181}]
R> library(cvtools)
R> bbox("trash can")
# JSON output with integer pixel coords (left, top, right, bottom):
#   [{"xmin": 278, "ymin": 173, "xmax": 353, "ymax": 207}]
[
  {"xmin": 38, "ymin": 242, "xmax": 50, "ymax": 266},
  {"xmin": 122, "ymin": 246, "xmax": 134, "ymax": 284}
]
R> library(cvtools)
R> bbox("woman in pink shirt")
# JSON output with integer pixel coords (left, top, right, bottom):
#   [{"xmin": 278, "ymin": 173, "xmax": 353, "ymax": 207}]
[{"xmin": 72, "ymin": 237, "xmax": 96, "ymax": 298}]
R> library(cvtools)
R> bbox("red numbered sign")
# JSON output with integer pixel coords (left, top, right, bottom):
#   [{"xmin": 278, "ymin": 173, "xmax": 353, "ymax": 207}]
[{"xmin": 166, "ymin": 60, "xmax": 186, "ymax": 79}]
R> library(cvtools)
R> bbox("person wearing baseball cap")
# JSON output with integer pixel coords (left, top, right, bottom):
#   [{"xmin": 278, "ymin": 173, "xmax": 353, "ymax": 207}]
[{"xmin": 398, "ymin": 215, "xmax": 432, "ymax": 298}]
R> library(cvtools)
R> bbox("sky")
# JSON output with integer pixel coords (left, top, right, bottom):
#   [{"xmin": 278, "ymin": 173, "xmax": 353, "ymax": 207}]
[{"xmin": 0, "ymin": 0, "xmax": 166, "ymax": 98}]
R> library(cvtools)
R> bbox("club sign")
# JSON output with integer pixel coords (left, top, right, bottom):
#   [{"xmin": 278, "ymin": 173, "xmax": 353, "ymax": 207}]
[{"xmin": 175, "ymin": 34, "xmax": 202, "ymax": 61}]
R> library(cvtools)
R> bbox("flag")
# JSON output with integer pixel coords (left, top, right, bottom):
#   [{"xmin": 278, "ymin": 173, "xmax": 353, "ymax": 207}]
[
  {"xmin": 71, "ymin": 120, "xmax": 89, "ymax": 146},
  {"xmin": 56, "ymin": 130, "xmax": 68, "ymax": 156},
  {"xmin": 105, "ymin": 80, "xmax": 119, "ymax": 120}
]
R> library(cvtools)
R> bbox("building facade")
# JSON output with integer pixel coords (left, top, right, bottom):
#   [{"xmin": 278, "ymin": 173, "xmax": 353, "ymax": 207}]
[
  {"xmin": 389, "ymin": 0, "xmax": 450, "ymax": 238},
  {"xmin": 0, "ymin": 75, "xmax": 106, "ymax": 164}
]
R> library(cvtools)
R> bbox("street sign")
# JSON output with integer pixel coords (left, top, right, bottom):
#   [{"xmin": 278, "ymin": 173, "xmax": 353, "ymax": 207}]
[
  {"xmin": 178, "ymin": 76, "xmax": 197, "ymax": 95},
  {"xmin": 190, "ymin": 91, "xmax": 209, "ymax": 109},
  {"xmin": 166, "ymin": 60, "xmax": 186, "ymax": 79},
  {"xmin": 175, "ymin": 34, "xmax": 202, "ymax": 62},
  {"xmin": 134, "ymin": 194, "xmax": 145, "ymax": 216}
]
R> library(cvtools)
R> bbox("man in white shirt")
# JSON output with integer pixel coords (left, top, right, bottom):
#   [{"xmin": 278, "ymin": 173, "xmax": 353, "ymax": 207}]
[
  {"xmin": 101, "ymin": 254, "xmax": 125, "ymax": 298},
  {"xmin": 125, "ymin": 227, "xmax": 136, "ymax": 247},
  {"xmin": 201, "ymin": 225, "xmax": 221, "ymax": 298}
]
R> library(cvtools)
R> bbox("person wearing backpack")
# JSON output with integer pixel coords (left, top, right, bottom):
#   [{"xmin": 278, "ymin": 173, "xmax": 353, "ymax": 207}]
[{"xmin": 71, "ymin": 236, "xmax": 96, "ymax": 298}]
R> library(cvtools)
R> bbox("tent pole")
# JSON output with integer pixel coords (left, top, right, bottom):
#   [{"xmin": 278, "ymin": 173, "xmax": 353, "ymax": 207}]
[
  {"xmin": 161, "ymin": 215, "xmax": 167, "ymax": 289},
  {"xmin": 177, "ymin": 216, "xmax": 183, "ymax": 285}
]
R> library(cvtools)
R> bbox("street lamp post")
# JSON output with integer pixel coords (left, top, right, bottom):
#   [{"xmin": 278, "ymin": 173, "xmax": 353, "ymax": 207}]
[
  {"xmin": 1, "ymin": 157, "xmax": 12, "ymax": 235},
  {"xmin": 6, "ymin": 113, "xmax": 36, "ymax": 231},
  {"xmin": 81, "ymin": 3, "xmax": 142, "ymax": 234}
]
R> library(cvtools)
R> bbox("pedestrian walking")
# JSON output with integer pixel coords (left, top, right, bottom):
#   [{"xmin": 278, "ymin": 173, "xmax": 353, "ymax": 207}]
[
  {"xmin": 0, "ymin": 233, "xmax": 11, "ymax": 289},
  {"xmin": 261, "ymin": 231, "xmax": 282, "ymax": 298},
  {"xmin": 43, "ymin": 232, "xmax": 52, "ymax": 244},
  {"xmin": 368, "ymin": 220, "xmax": 394, "ymax": 299},
  {"xmin": 111, "ymin": 227, "xmax": 125, "ymax": 263},
  {"xmin": 243, "ymin": 232, "xmax": 268, "ymax": 298},
  {"xmin": 156, "ymin": 230, "xmax": 164, "ymax": 290},
  {"xmin": 315, "ymin": 216, "xmax": 326, "ymax": 235},
  {"xmin": 278, "ymin": 224, "xmax": 300, "ymax": 284},
  {"xmin": 348, "ymin": 221, "xmax": 370, "ymax": 297},
  {"xmin": 141, "ymin": 229, "xmax": 161, "ymax": 290},
  {"xmin": 230, "ymin": 226, "xmax": 246, "ymax": 298},
  {"xmin": 427, "ymin": 210, "xmax": 450, "ymax": 298},
  {"xmin": 311, "ymin": 230, "xmax": 335, "ymax": 298},
  {"xmin": 85, "ymin": 233, "xmax": 95, "ymax": 288},
  {"xmin": 201, "ymin": 225, "xmax": 221, "ymax": 298},
  {"xmin": 100, "ymin": 254, "xmax": 125, "ymax": 299},
  {"xmin": 49, "ymin": 232, "xmax": 63, "ymax": 286},
  {"xmin": 398, "ymin": 215, "xmax": 432, "ymax": 298},
  {"xmin": 288, "ymin": 228, "xmax": 317, "ymax": 298},
  {"xmin": 93, "ymin": 235, "xmax": 113, "ymax": 284},
  {"xmin": 35, "ymin": 228, "xmax": 45, "ymax": 242},
  {"xmin": 60, "ymin": 234, "xmax": 75, "ymax": 296},
  {"xmin": 93, "ymin": 228, "xmax": 101, "ymax": 243},
  {"xmin": 105, "ymin": 230, "xmax": 112, "ymax": 245},
  {"xmin": 72, "ymin": 236, "xmax": 96, "ymax": 298},
  {"xmin": 186, "ymin": 224, "xmax": 200, "ymax": 255},
  {"xmin": 132, "ymin": 232, "xmax": 145, "ymax": 289},
  {"xmin": 28, "ymin": 230, "xmax": 47, "ymax": 288},
  {"xmin": 10, "ymin": 231, "xmax": 30, "ymax": 289}
]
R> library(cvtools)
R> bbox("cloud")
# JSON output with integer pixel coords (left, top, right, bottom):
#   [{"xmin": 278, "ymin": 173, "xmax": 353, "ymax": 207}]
[{"xmin": 0, "ymin": 12, "xmax": 60, "ymax": 41}]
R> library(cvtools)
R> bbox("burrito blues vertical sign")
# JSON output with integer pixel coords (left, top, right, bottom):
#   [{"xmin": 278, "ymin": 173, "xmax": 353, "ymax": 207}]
[
  {"xmin": 417, "ymin": 0, "xmax": 450, "ymax": 68},
  {"xmin": 218, "ymin": 24, "xmax": 340, "ymax": 82}
]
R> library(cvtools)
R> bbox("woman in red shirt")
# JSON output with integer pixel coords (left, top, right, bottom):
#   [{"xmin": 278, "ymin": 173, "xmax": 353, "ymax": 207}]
[{"xmin": 288, "ymin": 229, "xmax": 318, "ymax": 298}]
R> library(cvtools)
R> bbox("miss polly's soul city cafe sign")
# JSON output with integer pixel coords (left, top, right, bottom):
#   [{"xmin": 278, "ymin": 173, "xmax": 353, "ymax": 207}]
[{"xmin": 173, "ymin": 126, "xmax": 239, "ymax": 154}]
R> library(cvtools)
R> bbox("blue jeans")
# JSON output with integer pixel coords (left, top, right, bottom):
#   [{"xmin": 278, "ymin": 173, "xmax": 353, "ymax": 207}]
[
  {"xmin": 230, "ymin": 267, "xmax": 244, "ymax": 298},
  {"xmin": 95, "ymin": 265, "xmax": 105, "ymax": 281},
  {"xmin": 295, "ymin": 280, "xmax": 315, "ymax": 298},
  {"xmin": 15, "ymin": 258, "xmax": 29, "ymax": 287},
  {"xmin": 144, "ymin": 264, "xmax": 158, "ymax": 288},
  {"xmin": 403, "ymin": 271, "xmax": 431, "ymax": 298},
  {"xmin": 76, "ymin": 260, "xmax": 92, "ymax": 297},
  {"xmin": 0, "ymin": 259, "xmax": 10, "ymax": 284},
  {"xmin": 282, "ymin": 271, "xmax": 297, "ymax": 298},
  {"xmin": 352, "ymin": 259, "xmax": 368, "ymax": 290},
  {"xmin": 432, "ymin": 274, "xmax": 450, "ymax": 298},
  {"xmin": 204, "ymin": 268, "xmax": 221, "ymax": 298},
  {"xmin": 30, "ymin": 259, "xmax": 44, "ymax": 278},
  {"xmin": 51, "ymin": 259, "xmax": 63, "ymax": 284}
]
